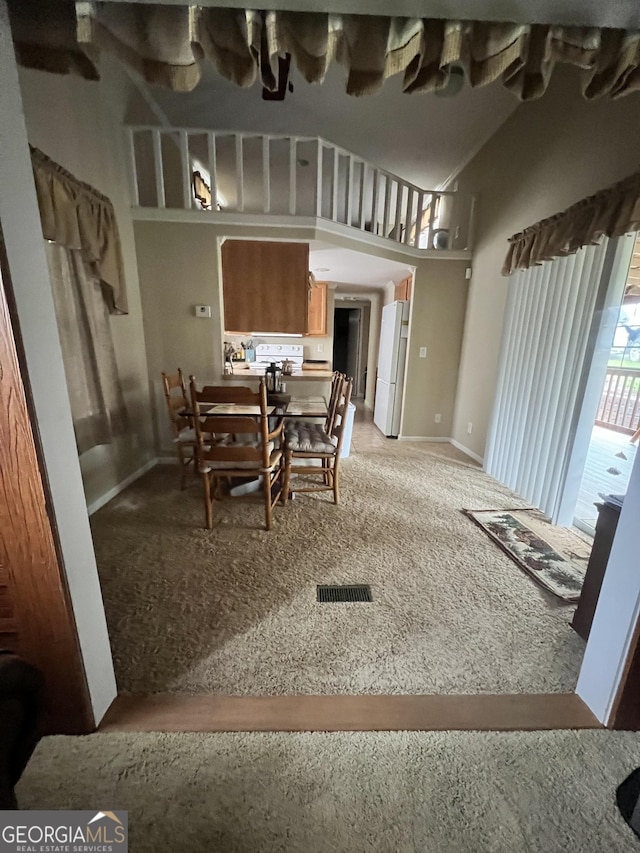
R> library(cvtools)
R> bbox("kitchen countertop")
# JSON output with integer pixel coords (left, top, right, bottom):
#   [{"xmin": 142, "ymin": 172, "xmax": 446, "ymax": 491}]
[{"xmin": 223, "ymin": 367, "xmax": 333, "ymax": 380}]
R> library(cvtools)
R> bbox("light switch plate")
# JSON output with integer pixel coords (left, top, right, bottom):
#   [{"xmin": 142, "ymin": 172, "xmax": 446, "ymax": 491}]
[
  {"xmin": 195, "ymin": 304, "xmax": 211, "ymax": 318},
  {"xmin": 419, "ymin": 346, "xmax": 427, "ymax": 358}
]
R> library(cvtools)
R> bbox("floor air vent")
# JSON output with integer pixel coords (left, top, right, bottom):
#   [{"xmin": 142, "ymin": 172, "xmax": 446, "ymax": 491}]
[{"xmin": 317, "ymin": 584, "xmax": 372, "ymax": 603}]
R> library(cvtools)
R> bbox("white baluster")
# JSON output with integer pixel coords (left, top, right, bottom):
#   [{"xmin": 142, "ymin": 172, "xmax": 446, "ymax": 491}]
[
  {"xmin": 127, "ymin": 128, "xmax": 139, "ymax": 207},
  {"xmin": 179, "ymin": 130, "xmax": 191, "ymax": 210},
  {"xmin": 427, "ymin": 192, "xmax": 437, "ymax": 249},
  {"xmin": 346, "ymin": 155, "xmax": 354, "ymax": 225},
  {"xmin": 262, "ymin": 136, "xmax": 271, "ymax": 214},
  {"xmin": 394, "ymin": 182, "xmax": 403, "ymax": 242},
  {"xmin": 315, "ymin": 139, "xmax": 323, "ymax": 217},
  {"xmin": 207, "ymin": 132, "xmax": 218, "ymax": 211},
  {"xmin": 414, "ymin": 191, "xmax": 425, "ymax": 248},
  {"xmin": 404, "ymin": 187, "xmax": 413, "ymax": 245},
  {"xmin": 359, "ymin": 161, "xmax": 367, "ymax": 230},
  {"xmin": 235, "ymin": 135, "xmax": 244, "ymax": 212},
  {"xmin": 371, "ymin": 169, "xmax": 379, "ymax": 235},
  {"xmin": 332, "ymin": 147, "xmax": 339, "ymax": 222},
  {"xmin": 382, "ymin": 175, "xmax": 391, "ymax": 238},
  {"xmin": 289, "ymin": 137, "xmax": 297, "ymax": 215},
  {"xmin": 152, "ymin": 129, "xmax": 166, "ymax": 209}
]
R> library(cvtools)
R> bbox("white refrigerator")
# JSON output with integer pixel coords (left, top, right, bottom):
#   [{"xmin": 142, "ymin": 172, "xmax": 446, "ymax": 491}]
[{"xmin": 374, "ymin": 300, "xmax": 410, "ymax": 437}]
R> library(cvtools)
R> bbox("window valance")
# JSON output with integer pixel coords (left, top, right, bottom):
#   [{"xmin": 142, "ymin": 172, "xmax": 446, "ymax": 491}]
[
  {"xmin": 503, "ymin": 171, "xmax": 640, "ymax": 276},
  {"xmin": 8, "ymin": 2, "xmax": 640, "ymax": 101},
  {"xmin": 31, "ymin": 147, "xmax": 127, "ymax": 313}
]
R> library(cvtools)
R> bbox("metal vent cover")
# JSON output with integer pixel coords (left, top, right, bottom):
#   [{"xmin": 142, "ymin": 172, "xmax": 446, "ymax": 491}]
[{"xmin": 317, "ymin": 584, "xmax": 372, "ymax": 603}]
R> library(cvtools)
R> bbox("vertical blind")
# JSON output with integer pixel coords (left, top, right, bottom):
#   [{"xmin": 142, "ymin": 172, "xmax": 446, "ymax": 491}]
[{"xmin": 485, "ymin": 239, "xmax": 610, "ymax": 522}]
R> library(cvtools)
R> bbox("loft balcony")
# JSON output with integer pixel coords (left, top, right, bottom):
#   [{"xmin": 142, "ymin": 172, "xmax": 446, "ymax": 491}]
[{"xmin": 127, "ymin": 126, "xmax": 475, "ymax": 257}]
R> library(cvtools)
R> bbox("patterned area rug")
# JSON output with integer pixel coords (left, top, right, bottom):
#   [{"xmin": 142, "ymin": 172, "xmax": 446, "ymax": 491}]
[{"xmin": 463, "ymin": 509, "xmax": 586, "ymax": 602}]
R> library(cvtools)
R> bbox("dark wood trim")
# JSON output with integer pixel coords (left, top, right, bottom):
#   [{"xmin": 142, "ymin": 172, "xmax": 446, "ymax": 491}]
[
  {"xmin": 0, "ymin": 230, "xmax": 93, "ymax": 734},
  {"xmin": 99, "ymin": 693, "xmax": 600, "ymax": 733}
]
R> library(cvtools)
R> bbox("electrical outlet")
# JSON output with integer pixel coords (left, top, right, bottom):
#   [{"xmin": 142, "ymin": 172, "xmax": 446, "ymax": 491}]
[
  {"xmin": 419, "ymin": 346, "xmax": 427, "ymax": 358},
  {"xmin": 434, "ymin": 413, "xmax": 441, "ymax": 423},
  {"xmin": 467, "ymin": 422, "xmax": 473, "ymax": 434},
  {"xmin": 317, "ymin": 344, "xmax": 323, "ymax": 353},
  {"xmin": 195, "ymin": 304, "xmax": 211, "ymax": 318}
]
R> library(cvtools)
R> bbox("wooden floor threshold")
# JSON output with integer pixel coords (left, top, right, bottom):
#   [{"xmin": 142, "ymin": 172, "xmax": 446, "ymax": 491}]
[{"xmin": 99, "ymin": 693, "xmax": 601, "ymax": 733}]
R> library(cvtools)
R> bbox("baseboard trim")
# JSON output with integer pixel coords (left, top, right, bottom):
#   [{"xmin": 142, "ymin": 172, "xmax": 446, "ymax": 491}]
[
  {"xmin": 99, "ymin": 693, "xmax": 601, "ymax": 733},
  {"xmin": 450, "ymin": 439, "xmax": 484, "ymax": 465},
  {"xmin": 87, "ymin": 457, "xmax": 157, "ymax": 515},
  {"xmin": 397, "ymin": 436, "xmax": 450, "ymax": 443}
]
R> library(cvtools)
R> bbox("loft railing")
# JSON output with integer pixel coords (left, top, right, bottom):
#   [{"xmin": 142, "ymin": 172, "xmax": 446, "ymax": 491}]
[
  {"xmin": 595, "ymin": 368, "xmax": 640, "ymax": 434},
  {"xmin": 127, "ymin": 126, "xmax": 475, "ymax": 251}
]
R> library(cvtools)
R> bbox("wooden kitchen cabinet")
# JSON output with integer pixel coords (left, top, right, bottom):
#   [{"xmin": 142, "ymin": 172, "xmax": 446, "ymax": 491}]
[
  {"xmin": 394, "ymin": 275, "xmax": 412, "ymax": 301},
  {"xmin": 306, "ymin": 281, "xmax": 327, "ymax": 336},
  {"xmin": 222, "ymin": 240, "xmax": 309, "ymax": 334}
]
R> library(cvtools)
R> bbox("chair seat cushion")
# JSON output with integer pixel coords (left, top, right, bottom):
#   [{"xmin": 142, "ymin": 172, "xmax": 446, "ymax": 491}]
[{"xmin": 285, "ymin": 423, "xmax": 337, "ymax": 453}]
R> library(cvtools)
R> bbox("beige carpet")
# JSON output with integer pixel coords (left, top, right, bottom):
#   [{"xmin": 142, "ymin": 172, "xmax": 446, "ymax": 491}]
[
  {"xmin": 91, "ymin": 439, "xmax": 587, "ymax": 695},
  {"xmin": 17, "ymin": 729, "xmax": 640, "ymax": 852}
]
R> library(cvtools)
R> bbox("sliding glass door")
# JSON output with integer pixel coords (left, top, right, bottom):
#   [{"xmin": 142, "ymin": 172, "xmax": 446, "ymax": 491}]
[{"xmin": 486, "ymin": 234, "xmax": 636, "ymax": 526}]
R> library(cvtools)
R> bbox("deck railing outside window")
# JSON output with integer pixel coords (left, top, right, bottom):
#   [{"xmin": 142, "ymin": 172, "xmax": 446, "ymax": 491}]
[{"xmin": 596, "ymin": 368, "xmax": 640, "ymax": 434}]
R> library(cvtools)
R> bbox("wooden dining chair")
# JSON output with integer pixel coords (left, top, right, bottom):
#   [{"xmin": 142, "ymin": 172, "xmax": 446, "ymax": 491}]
[
  {"xmin": 190, "ymin": 381, "xmax": 261, "ymax": 446},
  {"xmin": 189, "ymin": 378, "xmax": 285, "ymax": 530},
  {"xmin": 325, "ymin": 371, "xmax": 346, "ymax": 432},
  {"xmin": 283, "ymin": 371, "xmax": 344, "ymax": 438},
  {"xmin": 281, "ymin": 376, "xmax": 353, "ymax": 505},
  {"xmin": 199, "ymin": 384, "xmax": 257, "ymax": 403},
  {"xmin": 161, "ymin": 368, "xmax": 197, "ymax": 489}
]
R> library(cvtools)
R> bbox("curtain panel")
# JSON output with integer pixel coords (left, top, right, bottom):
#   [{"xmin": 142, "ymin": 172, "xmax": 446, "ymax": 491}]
[
  {"xmin": 46, "ymin": 243, "xmax": 128, "ymax": 455},
  {"xmin": 8, "ymin": 1, "xmax": 640, "ymax": 101},
  {"xmin": 487, "ymin": 240, "xmax": 610, "ymax": 524},
  {"xmin": 503, "ymin": 170, "xmax": 640, "ymax": 276},
  {"xmin": 31, "ymin": 147, "xmax": 128, "ymax": 313}
]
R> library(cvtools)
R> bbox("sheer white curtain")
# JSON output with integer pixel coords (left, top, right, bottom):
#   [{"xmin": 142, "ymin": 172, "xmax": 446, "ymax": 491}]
[
  {"xmin": 486, "ymin": 239, "xmax": 613, "ymax": 523},
  {"xmin": 46, "ymin": 242, "xmax": 127, "ymax": 455}
]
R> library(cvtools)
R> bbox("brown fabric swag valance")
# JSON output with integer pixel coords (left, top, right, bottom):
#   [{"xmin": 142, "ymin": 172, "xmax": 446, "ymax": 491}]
[
  {"xmin": 31, "ymin": 147, "xmax": 127, "ymax": 313},
  {"xmin": 8, "ymin": 2, "xmax": 640, "ymax": 101},
  {"xmin": 503, "ymin": 171, "xmax": 640, "ymax": 276}
]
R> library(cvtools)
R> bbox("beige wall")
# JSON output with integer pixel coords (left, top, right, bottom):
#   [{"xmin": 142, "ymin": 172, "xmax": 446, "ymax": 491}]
[
  {"xmin": 452, "ymin": 66, "xmax": 640, "ymax": 459},
  {"xmin": 18, "ymin": 59, "xmax": 154, "ymax": 507},
  {"xmin": 135, "ymin": 222, "xmax": 339, "ymax": 452},
  {"xmin": 402, "ymin": 259, "xmax": 469, "ymax": 438}
]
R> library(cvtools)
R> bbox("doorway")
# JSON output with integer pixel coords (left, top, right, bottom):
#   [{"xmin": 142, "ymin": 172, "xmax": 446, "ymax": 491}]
[
  {"xmin": 333, "ymin": 303, "xmax": 369, "ymax": 398},
  {"xmin": 574, "ymin": 237, "xmax": 640, "ymax": 533}
]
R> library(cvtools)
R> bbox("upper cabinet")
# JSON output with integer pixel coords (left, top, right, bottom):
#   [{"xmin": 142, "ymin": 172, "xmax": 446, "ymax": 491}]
[
  {"xmin": 394, "ymin": 275, "xmax": 412, "ymax": 301},
  {"xmin": 306, "ymin": 281, "xmax": 328, "ymax": 336},
  {"xmin": 222, "ymin": 240, "xmax": 309, "ymax": 334}
]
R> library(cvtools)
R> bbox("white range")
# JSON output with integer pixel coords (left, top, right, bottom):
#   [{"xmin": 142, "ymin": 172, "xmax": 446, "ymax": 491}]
[{"xmin": 249, "ymin": 343, "xmax": 304, "ymax": 370}]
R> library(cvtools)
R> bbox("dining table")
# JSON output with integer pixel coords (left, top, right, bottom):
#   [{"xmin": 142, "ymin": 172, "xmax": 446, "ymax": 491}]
[
  {"xmin": 278, "ymin": 396, "xmax": 328, "ymax": 419},
  {"xmin": 180, "ymin": 397, "xmax": 328, "ymax": 420}
]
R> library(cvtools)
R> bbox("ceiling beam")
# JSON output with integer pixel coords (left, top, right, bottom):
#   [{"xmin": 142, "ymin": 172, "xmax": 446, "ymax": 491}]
[{"xmin": 101, "ymin": 0, "xmax": 640, "ymax": 30}]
